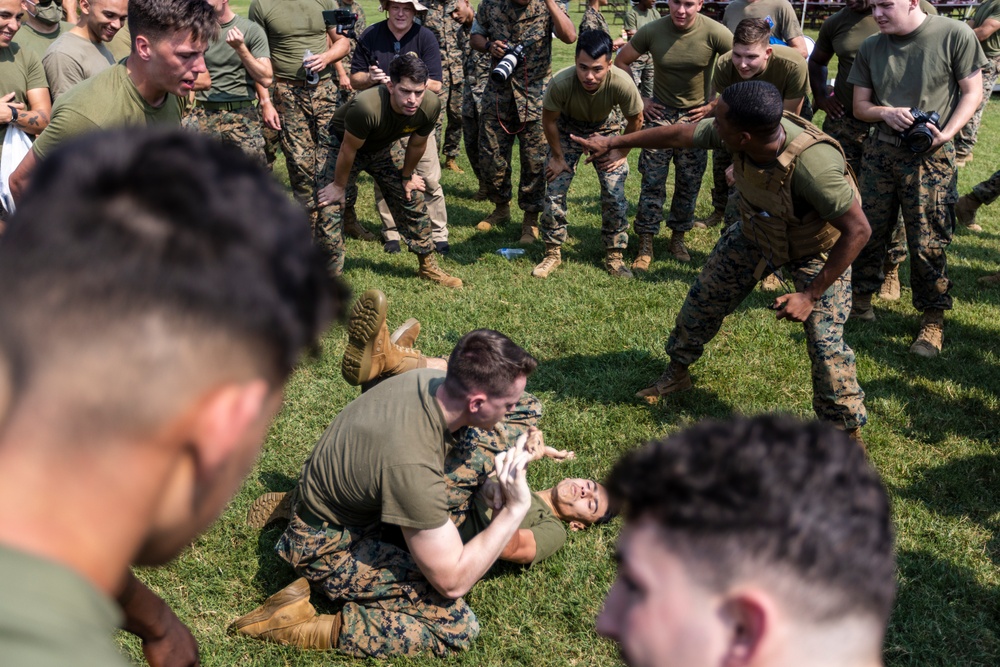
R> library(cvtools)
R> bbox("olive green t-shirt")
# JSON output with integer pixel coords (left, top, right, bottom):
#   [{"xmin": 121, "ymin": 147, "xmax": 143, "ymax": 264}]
[
  {"xmin": 693, "ymin": 116, "xmax": 855, "ymax": 222},
  {"xmin": 43, "ymin": 32, "xmax": 115, "ymax": 100},
  {"xmin": 0, "ymin": 546, "xmax": 129, "ymax": 667},
  {"xmin": 249, "ymin": 0, "xmax": 336, "ymax": 80},
  {"xmin": 630, "ymin": 15, "xmax": 732, "ymax": 108},
  {"xmin": 298, "ymin": 369, "xmax": 455, "ymax": 529},
  {"xmin": 623, "ymin": 5, "xmax": 658, "ymax": 35},
  {"xmin": 972, "ymin": 0, "xmax": 1000, "ymax": 58},
  {"xmin": 723, "ymin": 0, "xmax": 804, "ymax": 42},
  {"xmin": 33, "ymin": 63, "xmax": 182, "ymax": 159},
  {"xmin": 107, "ymin": 24, "xmax": 130, "ymax": 62},
  {"xmin": 462, "ymin": 492, "xmax": 567, "ymax": 566},
  {"xmin": 713, "ymin": 44, "xmax": 807, "ymax": 101},
  {"xmin": 543, "ymin": 65, "xmax": 643, "ymax": 123},
  {"xmin": 332, "ymin": 85, "xmax": 440, "ymax": 154},
  {"xmin": 11, "ymin": 21, "xmax": 73, "ymax": 62},
  {"xmin": 848, "ymin": 14, "xmax": 988, "ymax": 133},
  {"xmin": 197, "ymin": 14, "xmax": 270, "ymax": 102},
  {"xmin": 0, "ymin": 43, "xmax": 48, "ymax": 158}
]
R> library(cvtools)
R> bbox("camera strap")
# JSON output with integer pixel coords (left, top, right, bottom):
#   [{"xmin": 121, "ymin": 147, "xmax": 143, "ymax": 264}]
[{"xmin": 495, "ymin": 59, "xmax": 530, "ymax": 135}]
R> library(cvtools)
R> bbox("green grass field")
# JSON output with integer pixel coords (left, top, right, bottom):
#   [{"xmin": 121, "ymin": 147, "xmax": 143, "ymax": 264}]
[{"xmin": 123, "ymin": 4, "xmax": 1000, "ymax": 665}]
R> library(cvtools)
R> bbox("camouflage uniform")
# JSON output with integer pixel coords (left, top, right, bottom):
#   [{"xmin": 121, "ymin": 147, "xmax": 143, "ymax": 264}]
[
  {"xmin": 579, "ymin": 6, "xmax": 609, "ymax": 34},
  {"xmin": 183, "ymin": 104, "xmax": 267, "ymax": 165},
  {"xmin": 314, "ymin": 132, "xmax": 434, "ymax": 275},
  {"xmin": 955, "ymin": 54, "xmax": 1000, "ymax": 160},
  {"xmin": 473, "ymin": 0, "xmax": 567, "ymax": 211},
  {"xmin": 851, "ymin": 138, "xmax": 957, "ymax": 311},
  {"xmin": 422, "ymin": 0, "xmax": 465, "ymax": 159},
  {"xmin": 635, "ymin": 106, "xmax": 708, "ymax": 235},
  {"xmin": 335, "ymin": 0, "xmax": 366, "ymax": 110},
  {"xmin": 666, "ymin": 221, "xmax": 866, "ymax": 429},
  {"xmin": 969, "ymin": 168, "xmax": 1000, "ymax": 206},
  {"xmin": 541, "ymin": 116, "xmax": 629, "ymax": 249},
  {"xmin": 461, "ymin": 35, "xmax": 489, "ymax": 182},
  {"xmin": 274, "ymin": 393, "xmax": 541, "ymax": 658}
]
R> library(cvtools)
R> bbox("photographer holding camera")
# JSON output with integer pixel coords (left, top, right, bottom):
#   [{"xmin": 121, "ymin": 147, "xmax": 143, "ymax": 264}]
[
  {"xmin": 847, "ymin": 0, "xmax": 986, "ymax": 358},
  {"xmin": 470, "ymin": 0, "xmax": 576, "ymax": 243}
]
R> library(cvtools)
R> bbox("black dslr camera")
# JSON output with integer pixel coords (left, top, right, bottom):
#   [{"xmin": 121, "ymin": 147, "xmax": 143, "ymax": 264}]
[
  {"xmin": 491, "ymin": 44, "xmax": 525, "ymax": 84},
  {"xmin": 323, "ymin": 9, "xmax": 359, "ymax": 39},
  {"xmin": 900, "ymin": 108, "xmax": 941, "ymax": 154}
]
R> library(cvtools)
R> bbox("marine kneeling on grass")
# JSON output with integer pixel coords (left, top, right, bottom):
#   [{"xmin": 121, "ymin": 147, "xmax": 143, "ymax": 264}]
[
  {"xmin": 231, "ymin": 312, "xmax": 608, "ymax": 657},
  {"xmin": 532, "ymin": 29, "xmax": 643, "ymax": 279},
  {"xmin": 573, "ymin": 80, "xmax": 871, "ymax": 443}
]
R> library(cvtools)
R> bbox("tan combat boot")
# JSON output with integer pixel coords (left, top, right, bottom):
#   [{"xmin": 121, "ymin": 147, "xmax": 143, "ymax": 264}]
[
  {"xmin": 417, "ymin": 252, "xmax": 463, "ymax": 288},
  {"xmin": 955, "ymin": 194, "xmax": 982, "ymax": 232},
  {"xmin": 342, "ymin": 206, "xmax": 376, "ymax": 242},
  {"xmin": 978, "ymin": 272, "xmax": 1000, "ymax": 286},
  {"xmin": 391, "ymin": 318, "xmax": 421, "ymax": 348},
  {"xmin": 878, "ymin": 262, "xmax": 901, "ymax": 301},
  {"xmin": 519, "ymin": 211, "xmax": 539, "ymax": 245},
  {"xmin": 341, "ymin": 289, "xmax": 428, "ymax": 386},
  {"xmin": 632, "ymin": 233, "xmax": 654, "ymax": 272},
  {"xmin": 667, "ymin": 231, "xmax": 691, "ymax": 263},
  {"xmin": 635, "ymin": 361, "xmax": 692, "ymax": 405},
  {"xmin": 230, "ymin": 578, "xmax": 341, "ymax": 649},
  {"xmin": 850, "ymin": 292, "xmax": 875, "ymax": 321},
  {"xmin": 846, "ymin": 427, "xmax": 866, "ymax": 450},
  {"xmin": 605, "ymin": 249, "xmax": 633, "ymax": 279},
  {"xmin": 693, "ymin": 210, "xmax": 724, "ymax": 229},
  {"xmin": 476, "ymin": 202, "xmax": 510, "ymax": 232},
  {"xmin": 247, "ymin": 490, "xmax": 296, "ymax": 530},
  {"xmin": 909, "ymin": 308, "xmax": 944, "ymax": 358},
  {"xmin": 531, "ymin": 244, "xmax": 562, "ymax": 278},
  {"xmin": 443, "ymin": 157, "xmax": 464, "ymax": 173},
  {"xmin": 760, "ymin": 272, "xmax": 783, "ymax": 291}
]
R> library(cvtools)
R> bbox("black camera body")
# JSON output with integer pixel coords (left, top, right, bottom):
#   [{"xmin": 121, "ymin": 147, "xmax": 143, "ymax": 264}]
[
  {"xmin": 323, "ymin": 9, "xmax": 359, "ymax": 39},
  {"xmin": 900, "ymin": 108, "xmax": 941, "ymax": 154},
  {"xmin": 491, "ymin": 44, "xmax": 525, "ymax": 84}
]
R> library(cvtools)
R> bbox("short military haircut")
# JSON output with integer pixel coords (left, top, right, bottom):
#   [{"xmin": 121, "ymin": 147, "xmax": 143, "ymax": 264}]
[
  {"xmin": 606, "ymin": 415, "xmax": 896, "ymax": 626},
  {"xmin": 733, "ymin": 17, "xmax": 772, "ymax": 47},
  {"xmin": 576, "ymin": 29, "xmax": 613, "ymax": 60},
  {"xmin": 127, "ymin": 0, "xmax": 217, "ymax": 49},
  {"xmin": 0, "ymin": 128, "xmax": 345, "ymax": 437},
  {"xmin": 444, "ymin": 330, "xmax": 537, "ymax": 398},
  {"xmin": 389, "ymin": 52, "xmax": 429, "ymax": 84},
  {"xmin": 721, "ymin": 80, "xmax": 784, "ymax": 134}
]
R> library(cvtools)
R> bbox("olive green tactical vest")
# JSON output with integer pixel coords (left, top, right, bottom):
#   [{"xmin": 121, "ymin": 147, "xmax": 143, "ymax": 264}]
[{"xmin": 734, "ymin": 112, "xmax": 860, "ymax": 278}]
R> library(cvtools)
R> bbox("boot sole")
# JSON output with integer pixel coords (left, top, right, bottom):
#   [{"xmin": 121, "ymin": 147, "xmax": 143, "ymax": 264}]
[
  {"xmin": 635, "ymin": 375, "xmax": 693, "ymax": 404},
  {"xmin": 341, "ymin": 290, "xmax": 388, "ymax": 386},
  {"xmin": 229, "ymin": 578, "xmax": 312, "ymax": 633},
  {"xmin": 247, "ymin": 492, "xmax": 293, "ymax": 530}
]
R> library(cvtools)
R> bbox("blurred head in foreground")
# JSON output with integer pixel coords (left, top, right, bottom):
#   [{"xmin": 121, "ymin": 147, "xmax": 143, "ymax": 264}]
[{"xmin": 597, "ymin": 415, "xmax": 895, "ymax": 667}]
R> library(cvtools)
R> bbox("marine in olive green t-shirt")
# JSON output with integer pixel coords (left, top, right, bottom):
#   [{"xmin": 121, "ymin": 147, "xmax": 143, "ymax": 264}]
[
  {"xmin": 847, "ymin": 14, "xmax": 988, "ymax": 134},
  {"xmin": 0, "ymin": 43, "xmax": 48, "ymax": 159},
  {"xmin": 297, "ymin": 369, "xmax": 455, "ymax": 530},
  {"xmin": 197, "ymin": 14, "xmax": 270, "ymax": 103},
  {"xmin": 629, "ymin": 15, "xmax": 732, "ymax": 109},
  {"xmin": 723, "ymin": 0, "xmax": 803, "ymax": 43},
  {"xmin": 0, "ymin": 545, "xmax": 130, "ymax": 667},
  {"xmin": 462, "ymin": 491, "xmax": 567, "ymax": 566},
  {"xmin": 971, "ymin": 0, "xmax": 1000, "ymax": 58},
  {"xmin": 12, "ymin": 20, "xmax": 73, "ymax": 63},
  {"xmin": 42, "ymin": 32, "xmax": 116, "ymax": 100},
  {"xmin": 331, "ymin": 84, "xmax": 440, "ymax": 155},
  {"xmin": 693, "ymin": 116, "xmax": 855, "ymax": 223},
  {"xmin": 713, "ymin": 44, "xmax": 807, "ymax": 102},
  {"xmin": 622, "ymin": 3, "xmax": 657, "ymax": 35},
  {"xmin": 32, "ymin": 62, "xmax": 183, "ymax": 160},
  {"xmin": 543, "ymin": 64, "xmax": 643, "ymax": 124},
  {"xmin": 249, "ymin": 0, "xmax": 337, "ymax": 81}
]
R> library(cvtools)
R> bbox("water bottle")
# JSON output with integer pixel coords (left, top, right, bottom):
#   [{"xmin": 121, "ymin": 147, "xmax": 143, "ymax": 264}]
[
  {"xmin": 496, "ymin": 248, "xmax": 525, "ymax": 260},
  {"xmin": 303, "ymin": 49, "xmax": 320, "ymax": 85}
]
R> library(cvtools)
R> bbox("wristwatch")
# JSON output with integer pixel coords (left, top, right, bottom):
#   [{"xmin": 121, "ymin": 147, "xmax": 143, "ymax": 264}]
[{"xmin": 7, "ymin": 105, "xmax": 17, "ymax": 124}]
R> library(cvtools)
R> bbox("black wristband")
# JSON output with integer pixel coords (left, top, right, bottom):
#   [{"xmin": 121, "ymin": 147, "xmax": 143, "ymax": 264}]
[{"xmin": 7, "ymin": 105, "xmax": 17, "ymax": 123}]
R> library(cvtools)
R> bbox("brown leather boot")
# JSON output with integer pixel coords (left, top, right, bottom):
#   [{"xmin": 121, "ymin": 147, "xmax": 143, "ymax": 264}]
[
  {"xmin": 417, "ymin": 252, "xmax": 463, "ymax": 288},
  {"xmin": 476, "ymin": 202, "xmax": 510, "ymax": 232},
  {"xmin": 519, "ymin": 211, "xmax": 539, "ymax": 245},
  {"xmin": 667, "ymin": 231, "xmax": 690, "ymax": 263},
  {"xmin": 978, "ymin": 271, "xmax": 1000, "ymax": 286},
  {"xmin": 845, "ymin": 427, "xmax": 866, "ymax": 450},
  {"xmin": 850, "ymin": 292, "xmax": 875, "ymax": 321},
  {"xmin": 230, "ymin": 578, "xmax": 341, "ymax": 650},
  {"xmin": 693, "ymin": 210, "xmax": 724, "ymax": 229},
  {"xmin": 443, "ymin": 157, "xmax": 464, "ymax": 173},
  {"xmin": 341, "ymin": 290, "xmax": 429, "ymax": 385},
  {"xmin": 247, "ymin": 490, "xmax": 296, "ymax": 530},
  {"xmin": 635, "ymin": 361, "xmax": 692, "ymax": 405},
  {"xmin": 472, "ymin": 183, "xmax": 489, "ymax": 201},
  {"xmin": 878, "ymin": 262, "xmax": 901, "ymax": 301},
  {"xmin": 342, "ymin": 206, "xmax": 376, "ymax": 242},
  {"xmin": 390, "ymin": 318, "xmax": 420, "ymax": 348},
  {"xmin": 955, "ymin": 194, "xmax": 982, "ymax": 232},
  {"xmin": 759, "ymin": 272, "xmax": 783, "ymax": 291},
  {"xmin": 909, "ymin": 308, "xmax": 944, "ymax": 358},
  {"xmin": 531, "ymin": 244, "xmax": 562, "ymax": 278},
  {"xmin": 632, "ymin": 233, "xmax": 653, "ymax": 272},
  {"xmin": 605, "ymin": 249, "xmax": 633, "ymax": 279}
]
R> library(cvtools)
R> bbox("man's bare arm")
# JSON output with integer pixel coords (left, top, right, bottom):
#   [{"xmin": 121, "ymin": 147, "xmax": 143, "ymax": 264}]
[
  {"xmin": 118, "ymin": 571, "xmax": 199, "ymax": 667},
  {"xmin": 9, "ymin": 149, "xmax": 38, "ymax": 204},
  {"xmin": 613, "ymin": 42, "xmax": 639, "ymax": 73},
  {"xmin": 786, "ymin": 35, "xmax": 809, "ymax": 60},
  {"xmin": 500, "ymin": 528, "xmax": 537, "ymax": 564},
  {"xmin": 547, "ymin": 0, "xmax": 576, "ymax": 44},
  {"xmin": 969, "ymin": 17, "xmax": 1000, "ymax": 42},
  {"xmin": 571, "ymin": 121, "xmax": 698, "ymax": 163}
]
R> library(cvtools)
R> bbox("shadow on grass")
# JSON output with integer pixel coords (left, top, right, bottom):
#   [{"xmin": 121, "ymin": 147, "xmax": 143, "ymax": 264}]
[
  {"xmin": 894, "ymin": 454, "xmax": 1000, "ymax": 565},
  {"xmin": 887, "ymin": 549, "xmax": 1000, "ymax": 665}
]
